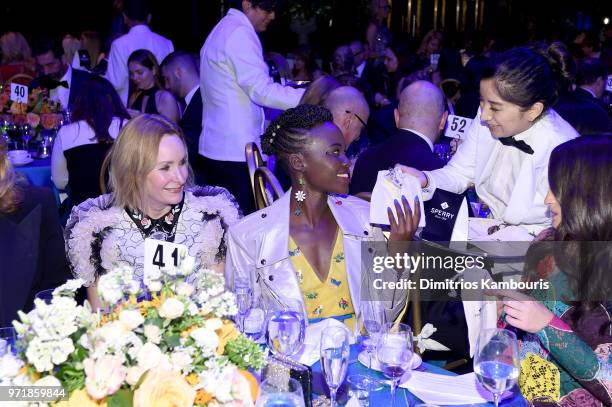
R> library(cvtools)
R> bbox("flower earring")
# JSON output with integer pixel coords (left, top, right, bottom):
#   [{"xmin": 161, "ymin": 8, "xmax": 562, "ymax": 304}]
[{"xmin": 294, "ymin": 177, "xmax": 306, "ymax": 216}]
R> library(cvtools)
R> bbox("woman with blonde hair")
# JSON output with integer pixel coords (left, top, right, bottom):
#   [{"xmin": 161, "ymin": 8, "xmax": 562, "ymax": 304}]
[
  {"xmin": 64, "ymin": 114, "xmax": 240, "ymax": 309},
  {"xmin": 0, "ymin": 138, "xmax": 70, "ymax": 326},
  {"xmin": 0, "ymin": 31, "xmax": 36, "ymax": 84}
]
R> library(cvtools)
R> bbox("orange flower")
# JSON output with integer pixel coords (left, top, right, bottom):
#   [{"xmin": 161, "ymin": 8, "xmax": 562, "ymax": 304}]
[
  {"xmin": 239, "ymin": 369, "xmax": 259, "ymax": 402},
  {"xmin": 194, "ymin": 389, "xmax": 214, "ymax": 405},
  {"xmin": 26, "ymin": 113, "xmax": 40, "ymax": 128},
  {"xmin": 12, "ymin": 113, "xmax": 27, "ymax": 124},
  {"xmin": 185, "ymin": 373, "xmax": 199, "ymax": 385},
  {"xmin": 216, "ymin": 320, "xmax": 240, "ymax": 354},
  {"xmin": 180, "ymin": 325, "xmax": 198, "ymax": 338}
]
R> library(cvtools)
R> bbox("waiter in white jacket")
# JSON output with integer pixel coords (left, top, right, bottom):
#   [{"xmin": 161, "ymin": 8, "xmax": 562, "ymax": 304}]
[
  {"xmin": 399, "ymin": 44, "xmax": 579, "ymax": 356},
  {"xmin": 199, "ymin": 0, "xmax": 305, "ymax": 214}
]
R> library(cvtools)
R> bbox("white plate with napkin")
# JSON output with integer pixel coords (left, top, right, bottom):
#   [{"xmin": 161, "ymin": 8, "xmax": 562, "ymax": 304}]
[{"xmin": 294, "ymin": 318, "xmax": 355, "ymax": 366}]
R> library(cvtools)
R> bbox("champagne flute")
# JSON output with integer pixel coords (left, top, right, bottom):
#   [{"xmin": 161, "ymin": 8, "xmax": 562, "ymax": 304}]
[
  {"xmin": 320, "ymin": 326, "xmax": 350, "ymax": 407},
  {"xmin": 474, "ymin": 328, "xmax": 520, "ymax": 407},
  {"xmin": 234, "ymin": 278, "xmax": 252, "ymax": 332},
  {"xmin": 265, "ymin": 298, "xmax": 305, "ymax": 357},
  {"xmin": 358, "ymin": 300, "xmax": 386, "ymax": 369},
  {"xmin": 376, "ymin": 323, "xmax": 413, "ymax": 407},
  {"xmin": 255, "ymin": 377, "xmax": 305, "ymax": 407}
]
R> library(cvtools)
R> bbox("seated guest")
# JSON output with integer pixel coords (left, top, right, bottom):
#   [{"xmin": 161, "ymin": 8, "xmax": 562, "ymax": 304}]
[
  {"xmin": 299, "ymin": 75, "xmax": 340, "ymax": 106},
  {"xmin": 351, "ymin": 80, "xmax": 447, "ymax": 196},
  {"xmin": 226, "ymin": 104, "xmax": 417, "ymax": 331},
  {"xmin": 71, "ymin": 30, "xmax": 108, "ymax": 75},
  {"xmin": 160, "ymin": 51, "xmax": 204, "ymax": 184},
  {"xmin": 31, "ymin": 38, "xmax": 93, "ymax": 110},
  {"xmin": 323, "ymin": 86, "xmax": 370, "ymax": 156},
  {"xmin": 400, "ymin": 43, "xmax": 579, "ymax": 235},
  {"xmin": 51, "ymin": 76, "xmax": 131, "ymax": 207},
  {"xmin": 0, "ymin": 138, "xmax": 70, "ymax": 327},
  {"xmin": 64, "ymin": 115, "xmax": 240, "ymax": 310},
  {"xmin": 555, "ymin": 57, "xmax": 612, "ymax": 135},
  {"xmin": 127, "ymin": 49, "xmax": 180, "ymax": 123},
  {"xmin": 0, "ymin": 32, "xmax": 36, "ymax": 85},
  {"xmin": 493, "ymin": 135, "xmax": 612, "ymax": 405}
]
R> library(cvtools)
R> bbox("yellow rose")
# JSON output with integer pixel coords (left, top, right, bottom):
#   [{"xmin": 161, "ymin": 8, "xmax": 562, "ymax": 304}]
[
  {"xmin": 216, "ymin": 320, "xmax": 240, "ymax": 354},
  {"xmin": 54, "ymin": 389, "xmax": 108, "ymax": 407},
  {"xmin": 133, "ymin": 369, "xmax": 195, "ymax": 407}
]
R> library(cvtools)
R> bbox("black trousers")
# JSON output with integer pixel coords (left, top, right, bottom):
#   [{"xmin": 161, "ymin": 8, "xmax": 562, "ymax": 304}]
[{"xmin": 199, "ymin": 155, "xmax": 256, "ymax": 215}]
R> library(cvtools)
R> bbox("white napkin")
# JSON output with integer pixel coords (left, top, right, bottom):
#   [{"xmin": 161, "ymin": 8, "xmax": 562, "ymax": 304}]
[
  {"xmin": 294, "ymin": 318, "xmax": 354, "ymax": 366},
  {"xmin": 345, "ymin": 396, "xmax": 361, "ymax": 407},
  {"xmin": 370, "ymin": 169, "xmax": 426, "ymax": 228},
  {"xmin": 449, "ymin": 198, "xmax": 469, "ymax": 241},
  {"xmin": 400, "ymin": 371, "xmax": 491, "ymax": 405}
]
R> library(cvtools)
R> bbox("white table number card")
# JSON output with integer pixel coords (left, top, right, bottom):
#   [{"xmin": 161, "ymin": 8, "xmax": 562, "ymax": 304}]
[
  {"xmin": 144, "ymin": 238, "xmax": 190, "ymax": 278},
  {"xmin": 10, "ymin": 83, "xmax": 28, "ymax": 104},
  {"xmin": 444, "ymin": 114, "xmax": 473, "ymax": 140}
]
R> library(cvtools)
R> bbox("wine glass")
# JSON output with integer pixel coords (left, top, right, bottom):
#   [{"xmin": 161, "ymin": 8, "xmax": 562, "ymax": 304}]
[
  {"xmin": 320, "ymin": 326, "xmax": 350, "ymax": 407},
  {"xmin": 243, "ymin": 299, "xmax": 266, "ymax": 341},
  {"xmin": 474, "ymin": 328, "xmax": 520, "ymax": 407},
  {"xmin": 376, "ymin": 323, "xmax": 414, "ymax": 407},
  {"xmin": 255, "ymin": 377, "xmax": 305, "ymax": 407},
  {"xmin": 234, "ymin": 278, "xmax": 252, "ymax": 332},
  {"xmin": 0, "ymin": 327, "xmax": 16, "ymax": 356},
  {"xmin": 265, "ymin": 298, "xmax": 305, "ymax": 357},
  {"xmin": 357, "ymin": 300, "xmax": 386, "ymax": 370},
  {"xmin": 21, "ymin": 124, "xmax": 33, "ymax": 151}
]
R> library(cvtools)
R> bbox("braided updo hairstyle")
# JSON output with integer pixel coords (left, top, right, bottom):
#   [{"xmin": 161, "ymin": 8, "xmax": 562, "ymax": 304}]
[{"xmin": 261, "ymin": 104, "xmax": 334, "ymax": 168}]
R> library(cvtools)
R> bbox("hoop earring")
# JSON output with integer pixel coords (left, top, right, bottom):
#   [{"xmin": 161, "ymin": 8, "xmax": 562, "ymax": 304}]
[{"xmin": 293, "ymin": 177, "xmax": 306, "ymax": 216}]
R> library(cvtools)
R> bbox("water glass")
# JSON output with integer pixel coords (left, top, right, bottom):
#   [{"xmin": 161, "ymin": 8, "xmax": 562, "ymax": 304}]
[
  {"xmin": 21, "ymin": 125, "xmax": 33, "ymax": 151},
  {"xmin": 243, "ymin": 301, "xmax": 266, "ymax": 341},
  {"xmin": 320, "ymin": 327, "xmax": 350, "ymax": 407},
  {"xmin": 265, "ymin": 299, "xmax": 305, "ymax": 357},
  {"xmin": 234, "ymin": 279, "xmax": 252, "ymax": 332},
  {"xmin": 0, "ymin": 327, "xmax": 16, "ymax": 356},
  {"xmin": 357, "ymin": 300, "xmax": 386, "ymax": 370},
  {"xmin": 34, "ymin": 288, "xmax": 55, "ymax": 304},
  {"xmin": 256, "ymin": 377, "xmax": 305, "ymax": 407},
  {"xmin": 376, "ymin": 323, "xmax": 414, "ymax": 407},
  {"xmin": 347, "ymin": 374, "xmax": 384, "ymax": 407},
  {"xmin": 474, "ymin": 328, "xmax": 520, "ymax": 407}
]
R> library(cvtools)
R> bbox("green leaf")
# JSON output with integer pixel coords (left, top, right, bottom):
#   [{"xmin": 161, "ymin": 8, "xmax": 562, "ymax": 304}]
[
  {"xmin": 107, "ymin": 389, "xmax": 134, "ymax": 407},
  {"xmin": 166, "ymin": 334, "xmax": 180, "ymax": 348}
]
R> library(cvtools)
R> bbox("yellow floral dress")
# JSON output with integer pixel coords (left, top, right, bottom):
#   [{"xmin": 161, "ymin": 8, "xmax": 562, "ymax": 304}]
[{"xmin": 288, "ymin": 232, "xmax": 355, "ymax": 330}]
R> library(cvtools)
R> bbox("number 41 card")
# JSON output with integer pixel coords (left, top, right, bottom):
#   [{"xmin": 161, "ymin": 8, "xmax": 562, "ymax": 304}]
[{"xmin": 144, "ymin": 238, "xmax": 190, "ymax": 278}]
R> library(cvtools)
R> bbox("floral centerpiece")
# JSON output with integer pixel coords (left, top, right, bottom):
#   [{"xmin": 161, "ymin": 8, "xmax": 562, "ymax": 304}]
[
  {"xmin": 0, "ymin": 84, "xmax": 63, "ymax": 131},
  {"xmin": 0, "ymin": 252, "xmax": 266, "ymax": 406}
]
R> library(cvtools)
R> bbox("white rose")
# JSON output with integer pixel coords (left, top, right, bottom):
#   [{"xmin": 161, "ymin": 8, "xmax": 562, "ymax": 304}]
[
  {"xmin": 147, "ymin": 280, "xmax": 163, "ymax": 292},
  {"xmin": 187, "ymin": 302, "xmax": 199, "ymax": 316},
  {"xmin": 204, "ymin": 318, "xmax": 223, "ymax": 331},
  {"xmin": 137, "ymin": 343, "xmax": 162, "ymax": 371},
  {"xmin": 170, "ymin": 350, "xmax": 193, "ymax": 373},
  {"xmin": 176, "ymin": 282, "xmax": 194, "ymax": 297},
  {"xmin": 143, "ymin": 325, "xmax": 162, "ymax": 345},
  {"xmin": 119, "ymin": 309, "xmax": 144, "ymax": 330},
  {"xmin": 0, "ymin": 353, "xmax": 24, "ymax": 379},
  {"xmin": 190, "ymin": 328, "xmax": 219, "ymax": 351},
  {"xmin": 126, "ymin": 365, "xmax": 146, "ymax": 386},
  {"xmin": 158, "ymin": 298, "xmax": 184, "ymax": 320},
  {"xmin": 35, "ymin": 375, "xmax": 62, "ymax": 387}
]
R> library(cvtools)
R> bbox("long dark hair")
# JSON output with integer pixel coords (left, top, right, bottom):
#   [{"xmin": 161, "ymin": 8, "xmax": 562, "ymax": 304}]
[
  {"xmin": 548, "ymin": 135, "xmax": 612, "ymax": 307},
  {"xmin": 71, "ymin": 77, "xmax": 130, "ymax": 143},
  {"xmin": 128, "ymin": 49, "xmax": 163, "ymax": 89}
]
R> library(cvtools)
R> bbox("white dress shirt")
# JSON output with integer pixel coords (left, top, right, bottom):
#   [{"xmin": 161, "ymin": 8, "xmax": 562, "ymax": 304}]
[
  {"xmin": 184, "ymin": 85, "xmax": 199, "ymax": 112},
  {"xmin": 199, "ymin": 9, "xmax": 305, "ymax": 162},
  {"xmin": 355, "ymin": 61, "xmax": 366, "ymax": 78},
  {"xmin": 399, "ymin": 127, "xmax": 434, "ymax": 151},
  {"xmin": 106, "ymin": 25, "xmax": 174, "ymax": 105},
  {"xmin": 51, "ymin": 118, "xmax": 125, "ymax": 189},
  {"xmin": 50, "ymin": 65, "xmax": 72, "ymax": 110}
]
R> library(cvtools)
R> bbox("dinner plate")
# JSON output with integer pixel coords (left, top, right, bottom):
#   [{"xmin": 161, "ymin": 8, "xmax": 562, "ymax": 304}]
[
  {"xmin": 10, "ymin": 157, "xmax": 34, "ymax": 166},
  {"xmin": 357, "ymin": 350, "xmax": 422, "ymax": 371}
]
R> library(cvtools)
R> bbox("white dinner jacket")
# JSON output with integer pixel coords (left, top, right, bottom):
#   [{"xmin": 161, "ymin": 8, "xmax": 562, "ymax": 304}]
[
  {"xmin": 225, "ymin": 191, "xmax": 406, "ymax": 334},
  {"xmin": 199, "ymin": 9, "xmax": 304, "ymax": 162},
  {"xmin": 424, "ymin": 109, "xmax": 578, "ymax": 234}
]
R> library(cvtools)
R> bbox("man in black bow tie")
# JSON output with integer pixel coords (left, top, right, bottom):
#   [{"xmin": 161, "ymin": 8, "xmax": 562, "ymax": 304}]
[{"xmin": 31, "ymin": 38, "xmax": 93, "ymax": 110}]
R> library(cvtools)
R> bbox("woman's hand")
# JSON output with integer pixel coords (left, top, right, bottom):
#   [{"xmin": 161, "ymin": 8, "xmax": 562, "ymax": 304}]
[
  {"xmin": 395, "ymin": 164, "xmax": 428, "ymax": 188},
  {"xmin": 487, "ymin": 289, "xmax": 554, "ymax": 333},
  {"xmin": 387, "ymin": 195, "xmax": 421, "ymax": 242}
]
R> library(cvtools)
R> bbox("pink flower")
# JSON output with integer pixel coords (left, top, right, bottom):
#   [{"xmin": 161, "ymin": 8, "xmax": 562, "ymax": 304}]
[{"xmin": 84, "ymin": 355, "xmax": 127, "ymax": 399}]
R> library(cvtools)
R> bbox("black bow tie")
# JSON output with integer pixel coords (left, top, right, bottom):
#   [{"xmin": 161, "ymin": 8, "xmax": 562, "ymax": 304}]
[
  {"xmin": 499, "ymin": 136, "xmax": 534, "ymax": 154},
  {"xmin": 56, "ymin": 80, "xmax": 69, "ymax": 89},
  {"xmin": 38, "ymin": 76, "xmax": 69, "ymax": 90}
]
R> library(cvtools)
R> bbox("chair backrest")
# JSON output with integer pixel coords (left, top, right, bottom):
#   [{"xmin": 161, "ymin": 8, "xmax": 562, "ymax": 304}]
[
  {"xmin": 253, "ymin": 166, "xmax": 284, "ymax": 210},
  {"xmin": 245, "ymin": 142, "xmax": 265, "ymax": 202}
]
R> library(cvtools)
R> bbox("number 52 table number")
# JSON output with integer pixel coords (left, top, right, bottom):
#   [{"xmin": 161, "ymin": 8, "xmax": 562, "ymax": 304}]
[{"xmin": 444, "ymin": 114, "xmax": 473, "ymax": 139}]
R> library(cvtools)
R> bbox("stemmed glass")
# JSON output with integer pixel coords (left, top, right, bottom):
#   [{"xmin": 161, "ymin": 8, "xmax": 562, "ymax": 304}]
[
  {"xmin": 376, "ymin": 323, "xmax": 414, "ymax": 407},
  {"xmin": 474, "ymin": 328, "xmax": 520, "ymax": 407},
  {"xmin": 265, "ymin": 298, "xmax": 305, "ymax": 358},
  {"xmin": 357, "ymin": 300, "xmax": 386, "ymax": 369},
  {"xmin": 255, "ymin": 377, "xmax": 305, "ymax": 407},
  {"xmin": 21, "ymin": 124, "xmax": 33, "ymax": 151},
  {"xmin": 320, "ymin": 326, "xmax": 350, "ymax": 407},
  {"xmin": 0, "ymin": 327, "xmax": 16, "ymax": 356},
  {"xmin": 234, "ymin": 278, "xmax": 252, "ymax": 332}
]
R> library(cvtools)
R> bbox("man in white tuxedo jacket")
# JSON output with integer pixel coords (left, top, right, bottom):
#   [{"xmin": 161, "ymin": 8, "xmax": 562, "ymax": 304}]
[{"xmin": 199, "ymin": 0, "xmax": 305, "ymax": 214}]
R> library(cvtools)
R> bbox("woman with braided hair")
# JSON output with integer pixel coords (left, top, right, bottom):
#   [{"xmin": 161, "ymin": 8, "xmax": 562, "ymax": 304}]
[{"xmin": 225, "ymin": 104, "xmax": 419, "ymax": 332}]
